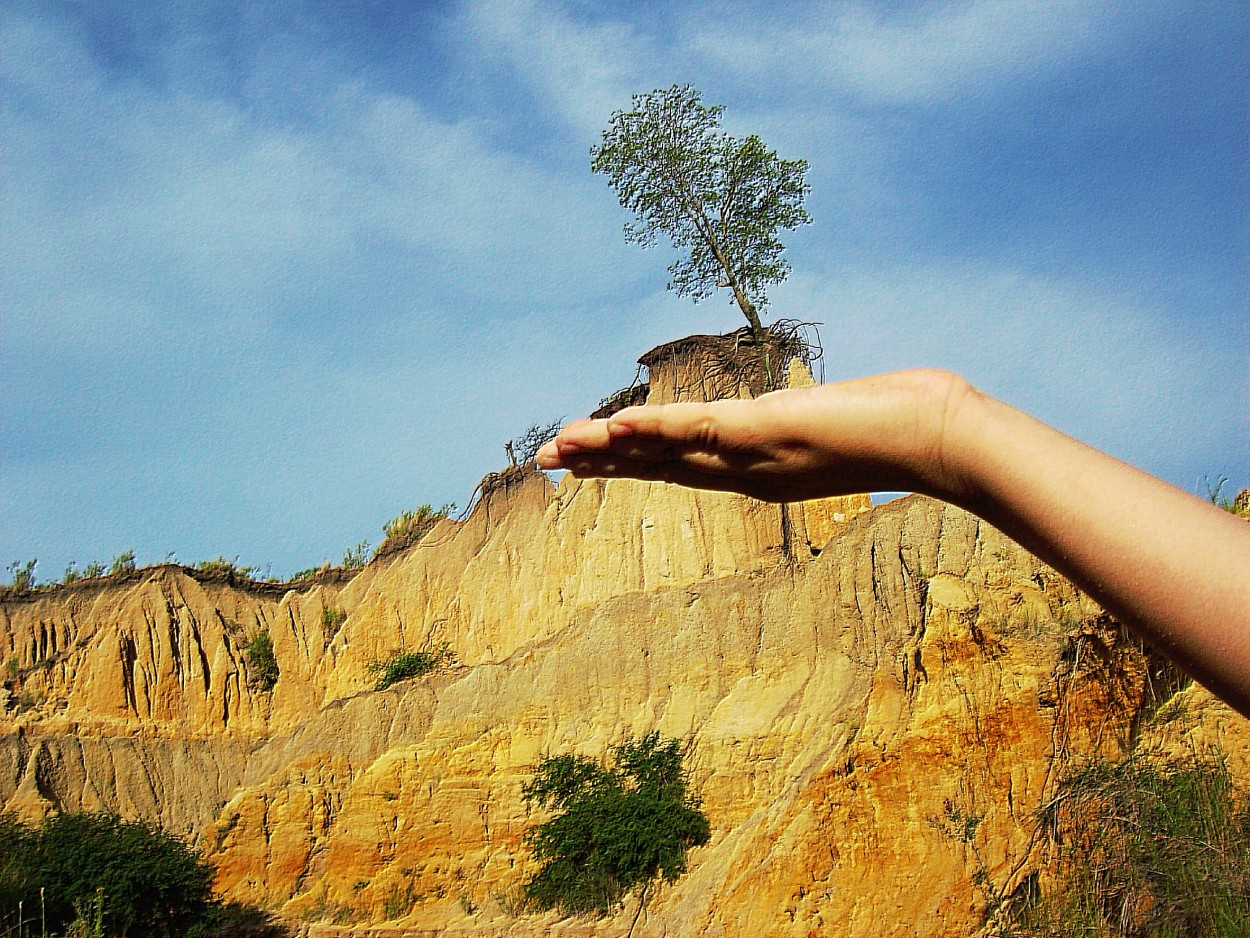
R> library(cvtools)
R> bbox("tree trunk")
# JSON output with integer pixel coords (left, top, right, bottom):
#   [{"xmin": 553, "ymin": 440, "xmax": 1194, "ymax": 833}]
[{"xmin": 730, "ymin": 286, "xmax": 766, "ymax": 343}]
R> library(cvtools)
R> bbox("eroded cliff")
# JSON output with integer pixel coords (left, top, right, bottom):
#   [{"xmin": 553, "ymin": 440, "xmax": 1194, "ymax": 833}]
[{"xmin": 2, "ymin": 470, "xmax": 1244, "ymax": 937}]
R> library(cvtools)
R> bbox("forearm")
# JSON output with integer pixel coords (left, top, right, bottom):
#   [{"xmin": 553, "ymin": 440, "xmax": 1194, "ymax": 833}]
[
  {"xmin": 541, "ymin": 370, "xmax": 1250, "ymax": 713},
  {"xmin": 938, "ymin": 386, "xmax": 1250, "ymax": 715}
]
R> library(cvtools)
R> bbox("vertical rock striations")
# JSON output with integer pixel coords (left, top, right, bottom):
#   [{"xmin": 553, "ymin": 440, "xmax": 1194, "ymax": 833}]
[{"xmin": 2, "ymin": 472, "xmax": 1241, "ymax": 937}]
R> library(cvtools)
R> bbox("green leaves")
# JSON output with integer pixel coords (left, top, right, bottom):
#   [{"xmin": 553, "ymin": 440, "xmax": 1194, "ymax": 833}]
[
  {"xmin": 367, "ymin": 643, "xmax": 455, "ymax": 690},
  {"xmin": 246, "ymin": 629, "xmax": 280, "ymax": 691},
  {"xmin": 1, "ymin": 812, "xmax": 216, "ymax": 936},
  {"xmin": 521, "ymin": 732, "xmax": 710, "ymax": 917},
  {"xmin": 1012, "ymin": 750, "xmax": 1250, "ymax": 935},
  {"xmin": 592, "ymin": 85, "xmax": 810, "ymax": 330}
]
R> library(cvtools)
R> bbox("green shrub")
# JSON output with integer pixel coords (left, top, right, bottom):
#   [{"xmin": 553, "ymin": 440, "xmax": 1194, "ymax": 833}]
[
  {"xmin": 289, "ymin": 564, "xmax": 328, "ymax": 582},
  {"xmin": 521, "ymin": 732, "xmax": 710, "ymax": 917},
  {"xmin": 321, "ymin": 606, "xmax": 347, "ymax": 634},
  {"xmin": 379, "ymin": 503, "xmax": 455, "ymax": 554},
  {"xmin": 196, "ymin": 556, "xmax": 257, "ymax": 580},
  {"xmin": 0, "ymin": 812, "xmax": 288, "ymax": 936},
  {"xmin": 246, "ymin": 630, "xmax": 280, "ymax": 692},
  {"xmin": 1008, "ymin": 747, "xmax": 1250, "ymax": 936},
  {"xmin": 108, "ymin": 551, "xmax": 136, "ymax": 576},
  {"xmin": 0, "ymin": 814, "xmax": 29, "ymax": 923},
  {"xmin": 82, "ymin": 561, "xmax": 106, "ymax": 579},
  {"xmin": 0, "ymin": 812, "xmax": 215, "ymax": 936},
  {"xmin": 5, "ymin": 559, "xmax": 36, "ymax": 591},
  {"xmin": 341, "ymin": 541, "xmax": 370, "ymax": 570},
  {"xmin": 367, "ymin": 644, "xmax": 455, "ymax": 691}
]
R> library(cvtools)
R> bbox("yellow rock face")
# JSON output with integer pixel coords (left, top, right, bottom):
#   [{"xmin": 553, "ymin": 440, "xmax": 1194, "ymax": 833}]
[{"xmin": 2, "ymin": 474, "xmax": 1242, "ymax": 937}]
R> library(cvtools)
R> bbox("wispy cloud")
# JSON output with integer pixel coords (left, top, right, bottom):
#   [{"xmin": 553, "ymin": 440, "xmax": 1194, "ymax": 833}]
[
  {"xmin": 1, "ymin": 1, "xmax": 1242, "ymax": 577},
  {"xmin": 688, "ymin": 0, "xmax": 1174, "ymax": 105},
  {"xmin": 773, "ymin": 260, "xmax": 1248, "ymax": 484},
  {"xmin": 459, "ymin": 0, "xmax": 652, "ymax": 138}
]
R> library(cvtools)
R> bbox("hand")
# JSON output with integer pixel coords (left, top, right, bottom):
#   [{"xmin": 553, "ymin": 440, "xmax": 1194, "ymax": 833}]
[{"xmin": 537, "ymin": 369, "xmax": 974, "ymax": 504}]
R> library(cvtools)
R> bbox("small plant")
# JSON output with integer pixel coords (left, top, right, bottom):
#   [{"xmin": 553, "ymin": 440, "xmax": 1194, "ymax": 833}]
[
  {"xmin": 5, "ymin": 559, "xmax": 36, "ymax": 591},
  {"xmin": 321, "ymin": 606, "xmax": 347, "ymax": 635},
  {"xmin": 341, "ymin": 541, "xmax": 371, "ymax": 570},
  {"xmin": 379, "ymin": 503, "xmax": 456, "ymax": 554},
  {"xmin": 65, "ymin": 888, "xmax": 106, "ymax": 938},
  {"xmin": 521, "ymin": 732, "xmax": 710, "ymax": 917},
  {"xmin": 82, "ymin": 561, "xmax": 106, "ymax": 578},
  {"xmin": 196, "ymin": 556, "xmax": 257, "ymax": 580},
  {"xmin": 245, "ymin": 630, "xmax": 280, "ymax": 691},
  {"xmin": 367, "ymin": 644, "xmax": 455, "ymax": 691},
  {"xmin": 382, "ymin": 882, "xmax": 423, "ymax": 920},
  {"xmin": 108, "ymin": 550, "xmax": 136, "ymax": 576},
  {"xmin": 290, "ymin": 563, "xmax": 329, "ymax": 582},
  {"xmin": 1204, "ymin": 475, "xmax": 1237, "ymax": 512},
  {"xmin": 1007, "ymin": 747, "xmax": 1250, "ymax": 936}
]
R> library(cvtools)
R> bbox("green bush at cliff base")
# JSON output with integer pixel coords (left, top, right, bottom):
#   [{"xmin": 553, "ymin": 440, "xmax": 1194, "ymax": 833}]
[
  {"xmin": 521, "ymin": 732, "xmax": 710, "ymax": 917},
  {"xmin": 1007, "ymin": 747, "xmax": 1250, "ymax": 937},
  {"xmin": 0, "ymin": 812, "xmax": 288, "ymax": 936},
  {"xmin": 1, "ymin": 812, "xmax": 213, "ymax": 936}
]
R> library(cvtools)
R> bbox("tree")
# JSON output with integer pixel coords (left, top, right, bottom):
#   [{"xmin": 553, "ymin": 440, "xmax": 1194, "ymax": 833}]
[
  {"xmin": 592, "ymin": 84, "xmax": 811, "ymax": 344},
  {"xmin": 521, "ymin": 732, "xmax": 710, "ymax": 917}
]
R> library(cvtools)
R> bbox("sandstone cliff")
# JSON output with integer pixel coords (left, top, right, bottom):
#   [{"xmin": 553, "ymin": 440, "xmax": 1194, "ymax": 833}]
[
  {"xmin": 5, "ymin": 469, "xmax": 1243, "ymax": 937},
  {"xmin": 4, "ymin": 329, "xmax": 1247, "ymax": 938}
]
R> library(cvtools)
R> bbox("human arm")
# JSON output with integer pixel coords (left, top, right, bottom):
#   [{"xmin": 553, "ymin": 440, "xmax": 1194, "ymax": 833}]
[{"xmin": 537, "ymin": 369, "xmax": 1250, "ymax": 716}]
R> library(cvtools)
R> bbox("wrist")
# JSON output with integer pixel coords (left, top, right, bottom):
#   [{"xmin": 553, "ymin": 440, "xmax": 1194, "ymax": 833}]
[{"xmin": 904, "ymin": 370, "xmax": 986, "ymax": 508}]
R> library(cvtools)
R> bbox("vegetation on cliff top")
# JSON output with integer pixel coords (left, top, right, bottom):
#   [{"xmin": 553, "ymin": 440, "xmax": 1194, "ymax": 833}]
[{"xmin": 521, "ymin": 732, "xmax": 710, "ymax": 918}]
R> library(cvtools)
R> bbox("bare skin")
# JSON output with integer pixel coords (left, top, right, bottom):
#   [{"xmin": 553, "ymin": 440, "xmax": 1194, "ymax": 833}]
[{"xmin": 537, "ymin": 369, "xmax": 1250, "ymax": 717}]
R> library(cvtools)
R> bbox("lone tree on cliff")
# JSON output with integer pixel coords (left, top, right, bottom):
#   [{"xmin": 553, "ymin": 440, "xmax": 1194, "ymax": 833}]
[{"xmin": 591, "ymin": 84, "xmax": 811, "ymax": 345}]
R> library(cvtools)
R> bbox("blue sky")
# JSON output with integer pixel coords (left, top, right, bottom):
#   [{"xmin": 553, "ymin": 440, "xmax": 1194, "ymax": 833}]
[{"xmin": 2, "ymin": 0, "xmax": 1246, "ymax": 581}]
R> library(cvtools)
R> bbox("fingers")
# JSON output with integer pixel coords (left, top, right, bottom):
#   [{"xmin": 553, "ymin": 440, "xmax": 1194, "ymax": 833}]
[
  {"xmin": 608, "ymin": 401, "xmax": 741, "ymax": 448},
  {"xmin": 536, "ymin": 403, "xmax": 717, "ymax": 469},
  {"xmin": 550, "ymin": 449, "xmax": 787, "ymax": 501},
  {"xmin": 536, "ymin": 398, "xmax": 781, "ymax": 473}
]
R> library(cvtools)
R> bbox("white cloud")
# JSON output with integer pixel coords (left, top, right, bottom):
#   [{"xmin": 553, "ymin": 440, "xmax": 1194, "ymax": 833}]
[
  {"xmin": 1, "ymin": 20, "xmax": 639, "ymax": 365},
  {"xmin": 769, "ymin": 261, "xmax": 1247, "ymax": 480},
  {"xmin": 459, "ymin": 0, "xmax": 652, "ymax": 136},
  {"xmin": 687, "ymin": 0, "xmax": 1172, "ymax": 105}
]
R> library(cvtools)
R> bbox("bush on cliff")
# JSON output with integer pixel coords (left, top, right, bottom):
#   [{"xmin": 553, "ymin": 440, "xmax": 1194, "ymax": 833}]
[
  {"xmin": 520, "ymin": 732, "xmax": 710, "ymax": 917},
  {"xmin": 367, "ymin": 643, "xmax": 455, "ymax": 691},
  {"xmin": 0, "ymin": 812, "xmax": 289, "ymax": 937},
  {"xmin": 245, "ymin": 629, "xmax": 280, "ymax": 692},
  {"xmin": 377, "ymin": 503, "xmax": 455, "ymax": 555},
  {"xmin": 1, "ymin": 812, "xmax": 213, "ymax": 936},
  {"xmin": 1007, "ymin": 745, "xmax": 1250, "ymax": 936}
]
